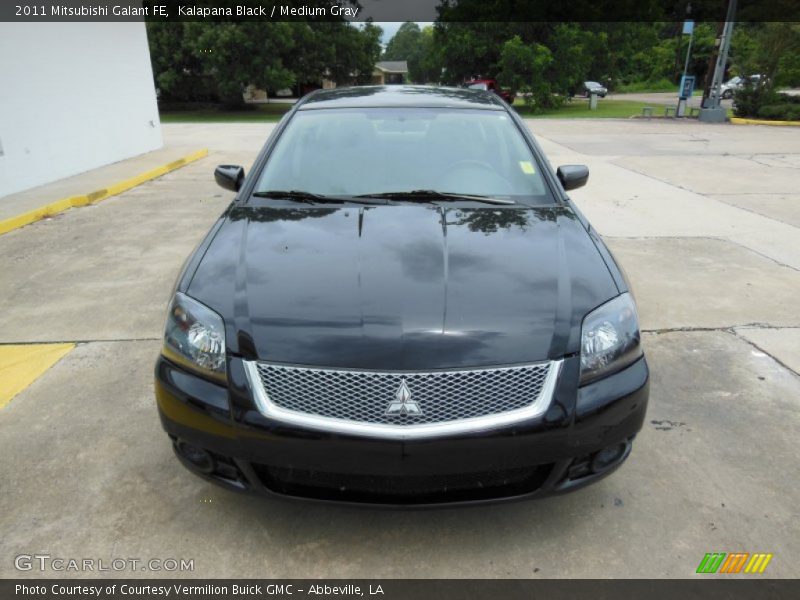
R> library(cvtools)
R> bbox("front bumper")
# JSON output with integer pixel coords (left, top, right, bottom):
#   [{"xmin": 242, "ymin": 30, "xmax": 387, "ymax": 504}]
[{"xmin": 155, "ymin": 354, "xmax": 649, "ymax": 507}]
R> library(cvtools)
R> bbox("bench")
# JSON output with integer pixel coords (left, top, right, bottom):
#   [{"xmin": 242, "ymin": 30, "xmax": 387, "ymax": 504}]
[
  {"xmin": 689, "ymin": 107, "xmax": 701, "ymax": 118},
  {"xmin": 641, "ymin": 106, "xmax": 654, "ymax": 118},
  {"xmin": 664, "ymin": 106, "xmax": 677, "ymax": 118}
]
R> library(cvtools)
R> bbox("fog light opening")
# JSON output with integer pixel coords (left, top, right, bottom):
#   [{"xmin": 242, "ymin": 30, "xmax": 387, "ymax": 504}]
[
  {"xmin": 591, "ymin": 442, "xmax": 629, "ymax": 473},
  {"xmin": 175, "ymin": 440, "xmax": 215, "ymax": 474}
]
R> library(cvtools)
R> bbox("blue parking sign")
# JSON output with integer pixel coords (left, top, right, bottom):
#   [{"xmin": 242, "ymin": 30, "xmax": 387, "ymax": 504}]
[{"xmin": 679, "ymin": 75, "xmax": 696, "ymax": 100}]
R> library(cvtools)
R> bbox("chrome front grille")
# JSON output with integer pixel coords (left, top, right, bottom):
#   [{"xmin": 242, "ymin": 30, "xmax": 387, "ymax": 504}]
[{"xmin": 244, "ymin": 360, "xmax": 561, "ymax": 440}]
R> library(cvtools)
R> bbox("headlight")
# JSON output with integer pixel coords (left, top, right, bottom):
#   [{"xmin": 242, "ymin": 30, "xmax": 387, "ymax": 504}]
[
  {"xmin": 579, "ymin": 292, "xmax": 642, "ymax": 385},
  {"xmin": 162, "ymin": 292, "xmax": 226, "ymax": 381}
]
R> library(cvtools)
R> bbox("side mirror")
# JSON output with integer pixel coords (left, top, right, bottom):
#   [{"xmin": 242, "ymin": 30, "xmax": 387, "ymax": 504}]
[
  {"xmin": 557, "ymin": 165, "xmax": 589, "ymax": 191},
  {"xmin": 214, "ymin": 165, "xmax": 244, "ymax": 192}
]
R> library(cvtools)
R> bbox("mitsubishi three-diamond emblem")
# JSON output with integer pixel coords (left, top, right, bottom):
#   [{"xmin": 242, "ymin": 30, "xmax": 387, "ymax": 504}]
[{"xmin": 385, "ymin": 379, "xmax": 423, "ymax": 416}]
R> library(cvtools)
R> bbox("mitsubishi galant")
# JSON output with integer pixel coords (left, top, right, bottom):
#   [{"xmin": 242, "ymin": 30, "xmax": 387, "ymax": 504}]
[{"xmin": 155, "ymin": 86, "xmax": 649, "ymax": 506}]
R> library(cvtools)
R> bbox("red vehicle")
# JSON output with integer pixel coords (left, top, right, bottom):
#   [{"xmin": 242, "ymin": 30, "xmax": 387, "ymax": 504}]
[{"xmin": 465, "ymin": 78, "xmax": 515, "ymax": 104}]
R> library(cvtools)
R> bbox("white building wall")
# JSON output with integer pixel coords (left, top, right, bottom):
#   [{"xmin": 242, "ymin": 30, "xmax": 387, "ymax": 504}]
[{"xmin": 0, "ymin": 22, "xmax": 162, "ymax": 198}]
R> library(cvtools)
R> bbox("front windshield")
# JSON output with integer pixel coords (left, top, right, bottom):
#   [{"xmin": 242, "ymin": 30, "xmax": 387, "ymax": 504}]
[
  {"xmin": 255, "ymin": 107, "xmax": 553, "ymax": 203},
  {"xmin": 585, "ymin": 81, "xmax": 601, "ymax": 87},
  {"xmin": 468, "ymin": 82, "xmax": 489, "ymax": 90}
]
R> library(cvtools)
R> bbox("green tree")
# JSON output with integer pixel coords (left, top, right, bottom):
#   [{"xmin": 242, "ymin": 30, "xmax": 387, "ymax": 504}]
[
  {"xmin": 411, "ymin": 26, "xmax": 444, "ymax": 83},
  {"xmin": 730, "ymin": 23, "xmax": 800, "ymax": 117},
  {"xmin": 732, "ymin": 23, "xmax": 800, "ymax": 89},
  {"xmin": 147, "ymin": 21, "xmax": 383, "ymax": 105},
  {"xmin": 383, "ymin": 22, "xmax": 421, "ymax": 61},
  {"xmin": 497, "ymin": 35, "xmax": 553, "ymax": 112},
  {"xmin": 284, "ymin": 23, "xmax": 335, "ymax": 88},
  {"xmin": 287, "ymin": 22, "xmax": 382, "ymax": 88},
  {"xmin": 546, "ymin": 24, "xmax": 593, "ymax": 96},
  {"xmin": 384, "ymin": 22, "xmax": 443, "ymax": 84},
  {"xmin": 433, "ymin": 22, "xmax": 609, "ymax": 102},
  {"xmin": 586, "ymin": 23, "xmax": 661, "ymax": 86},
  {"xmin": 682, "ymin": 23, "xmax": 716, "ymax": 86},
  {"xmin": 146, "ymin": 22, "xmax": 210, "ymax": 103},
  {"xmin": 327, "ymin": 22, "xmax": 382, "ymax": 85},
  {"xmin": 185, "ymin": 22, "xmax": 296, "ymax": 106},
  {"xmin": 434, "ymin": 22, "xmax": 518, "ymax": 84}
]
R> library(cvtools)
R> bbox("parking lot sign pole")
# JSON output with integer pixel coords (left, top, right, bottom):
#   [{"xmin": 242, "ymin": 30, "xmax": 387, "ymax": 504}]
[
  {"xmin": 678, "ymin": 19, "xmax": 695, "ymax": 117},
  {"xmin": 699, "ymin": 0, "xmax": 737, "ymax": 122},
  {"xmin": 682, "ymin": 19, "xmax": 695, "ymax": 76}
]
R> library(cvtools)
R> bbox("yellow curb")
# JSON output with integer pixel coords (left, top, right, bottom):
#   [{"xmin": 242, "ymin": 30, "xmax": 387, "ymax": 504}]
[
  {"xmin": 0, "ymin": 343, "xmax": 74, "ymax": 409},
  {"xmin": 0, "ymin": 148, "xmax": 209, "ymax": 237},
  {"xmin": 730, "ymin": 117, "xmax": 800, "ymax": 127}
]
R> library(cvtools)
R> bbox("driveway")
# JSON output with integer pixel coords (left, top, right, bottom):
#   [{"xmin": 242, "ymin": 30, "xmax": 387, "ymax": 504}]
[{"xmin": 1, "ymin": 119, "xmax": 798, "ymax": 578}]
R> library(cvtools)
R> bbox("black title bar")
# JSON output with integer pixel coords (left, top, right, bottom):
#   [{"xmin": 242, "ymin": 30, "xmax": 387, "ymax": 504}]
[
  {"xmin": 2, "ymin": 0, "xmax": 800, "ymax": 22},
  {"xmin": 4, "ymin": 579, "xmax": 800, "ymax": 600}
]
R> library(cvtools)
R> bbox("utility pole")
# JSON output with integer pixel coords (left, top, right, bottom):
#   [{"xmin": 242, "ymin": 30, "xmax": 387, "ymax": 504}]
[
  {"xmin": 699, "ymin": 0, "xmax": 737, "ymax": 122},
  {"xmin": 701, "ymin": 20, "xmax": 726, "ymax": 107}
]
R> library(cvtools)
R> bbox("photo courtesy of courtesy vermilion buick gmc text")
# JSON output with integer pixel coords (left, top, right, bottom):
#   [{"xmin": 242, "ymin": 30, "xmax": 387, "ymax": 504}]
[{"xmin": 155, "ymin": 86, "xmax": 649, "ymax": 506}]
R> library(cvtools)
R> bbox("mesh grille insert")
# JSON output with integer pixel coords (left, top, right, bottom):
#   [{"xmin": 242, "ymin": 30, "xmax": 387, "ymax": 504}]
[{"xmin": 252, "ymin": 362, "xmax": 553, "ymax": 426}]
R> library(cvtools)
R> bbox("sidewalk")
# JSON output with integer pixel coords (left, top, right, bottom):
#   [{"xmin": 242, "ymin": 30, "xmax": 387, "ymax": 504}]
[{"xmin": 0, "ymin": 144, "xmax": 208, "ymax": 223}]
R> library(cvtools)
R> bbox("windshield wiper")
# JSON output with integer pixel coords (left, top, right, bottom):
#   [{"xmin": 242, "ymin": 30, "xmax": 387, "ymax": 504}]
[
  {"xmin": 354, "ymin": 190, "xmax": 516, "ymax": 205},
  {"xmin": 251, "ymin": 190, "xmax": 387, "ymax": 205}
]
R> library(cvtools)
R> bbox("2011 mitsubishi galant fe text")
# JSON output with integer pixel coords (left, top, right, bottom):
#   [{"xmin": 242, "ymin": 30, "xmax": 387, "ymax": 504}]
[{"xmin": 155, "ymin": 86, "xmax": 649, "ymax": 506}]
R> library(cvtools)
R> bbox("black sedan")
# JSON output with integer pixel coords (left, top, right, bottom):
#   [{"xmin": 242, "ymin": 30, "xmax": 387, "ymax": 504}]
[{"xmin": 155, "ymin": 86, "xmax": 649, "ymax": 506}]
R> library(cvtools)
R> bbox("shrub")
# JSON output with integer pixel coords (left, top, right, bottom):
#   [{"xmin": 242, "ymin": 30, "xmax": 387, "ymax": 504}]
[
  {"xmin": 757, "ymin": 103, "xmax": 800, "ymax": 121},
  {"xmin": 732, "ymin": 85, "xmax": 777, "ymax": 117}
]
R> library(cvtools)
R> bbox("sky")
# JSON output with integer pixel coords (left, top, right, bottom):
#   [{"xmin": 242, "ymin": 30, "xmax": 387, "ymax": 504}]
[
  {"xmin": 373, "ymin": 22, "xmax": 433, "ymax": 44},
  {"xmin": 352, "ymin": 21, "xmax": 433, "ymax": 47}
]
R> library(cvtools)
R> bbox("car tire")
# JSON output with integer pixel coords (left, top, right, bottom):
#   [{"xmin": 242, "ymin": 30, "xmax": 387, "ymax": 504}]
[{"xmin": 722, "ymin": 90, "xmax": 733, "ymax": 100}]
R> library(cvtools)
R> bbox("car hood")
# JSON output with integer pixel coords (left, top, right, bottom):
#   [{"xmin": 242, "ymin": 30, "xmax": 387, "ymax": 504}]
[{"xmin": 187, "ymin": 204, "xmax": 619, "ymax": 370}]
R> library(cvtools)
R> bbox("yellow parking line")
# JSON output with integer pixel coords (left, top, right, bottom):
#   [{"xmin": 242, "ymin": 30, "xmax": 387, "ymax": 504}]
[
  {"xmin": 0, "ymin": 344, "xmax": 74, "ymax": 409},
  {"xmin": 730, "ymin": 117, "xmax": 800, "ymax": 127},
  {"xmin": 0, "ymin": 148, "xmax": 209, "ymax": 237}
]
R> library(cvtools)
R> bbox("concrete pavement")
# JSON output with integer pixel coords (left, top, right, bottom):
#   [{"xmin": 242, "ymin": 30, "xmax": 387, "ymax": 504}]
[
  {"xmin": 0, "ymin": 120, "xmax": 798, "ymax": 578},
  {"xmin": 533, "ymin": 119, "xmax": 800, "ymax": 269}
]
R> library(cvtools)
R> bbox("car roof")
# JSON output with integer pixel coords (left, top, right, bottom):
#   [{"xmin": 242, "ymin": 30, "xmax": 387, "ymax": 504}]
[{"xmin": 297, "ymin": 85, "xmax": 506, "ymax": 111}]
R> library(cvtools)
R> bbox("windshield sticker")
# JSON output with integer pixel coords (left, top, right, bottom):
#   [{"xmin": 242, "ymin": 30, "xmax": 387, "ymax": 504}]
[{"xmin": 519, "ymin": 161, "xmax": 536, "ymax": 175}]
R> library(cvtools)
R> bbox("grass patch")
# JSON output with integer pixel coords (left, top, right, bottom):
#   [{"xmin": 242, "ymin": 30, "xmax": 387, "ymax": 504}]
[
  {"xmin": 613, "ymin": 79, "xmax": 705, "ymax": 96},
  {"xmin": 514, "ymin": 98, "xmax": 656, "ymax": 119},
  {"xmin": 160, "ymin": 102, "xmax": 293, "ymax": 123},
  {"xmin": 161, "ymin": 97, "xmax": 729, "ymax": 123},
  {"xmin": 163, "ymin": 98, "xmax": 655, "ymax": 121},
  {"xmin": 614, "ymin": 79, "xmax": 676, "ymax": 93}
]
